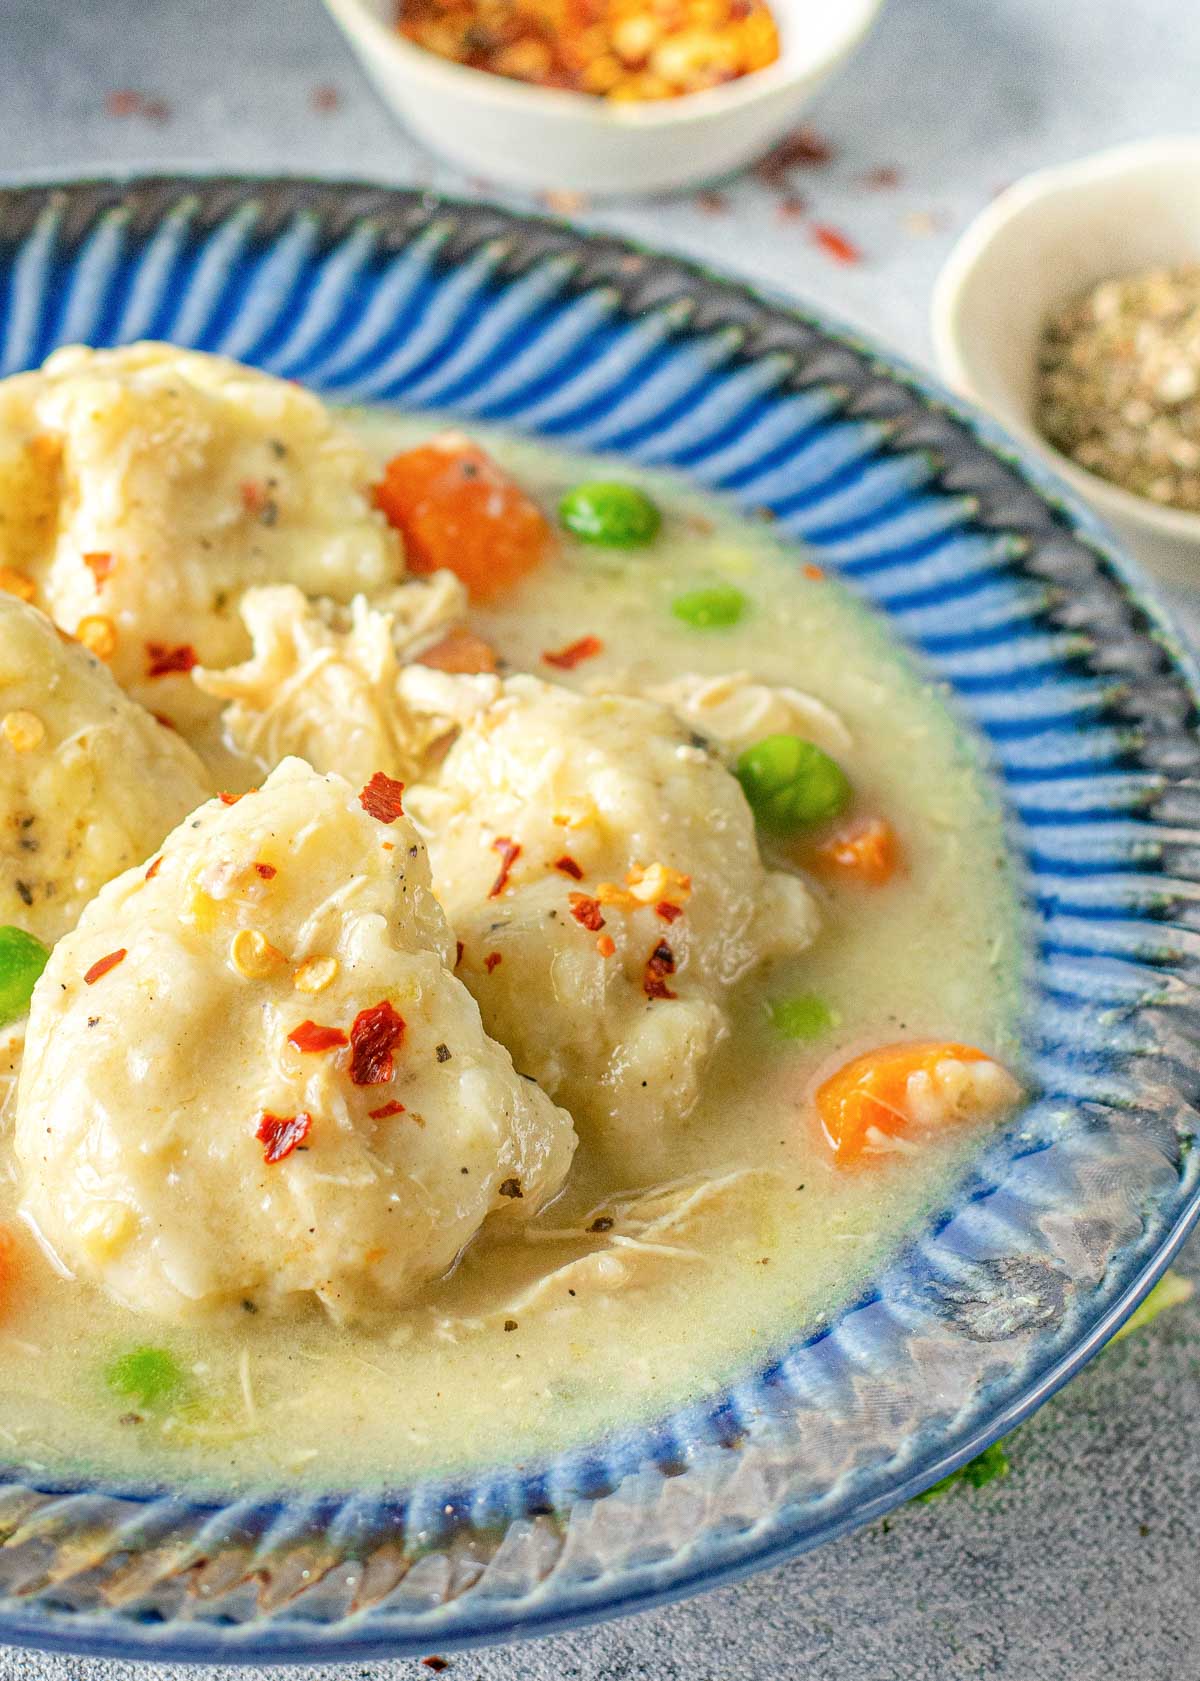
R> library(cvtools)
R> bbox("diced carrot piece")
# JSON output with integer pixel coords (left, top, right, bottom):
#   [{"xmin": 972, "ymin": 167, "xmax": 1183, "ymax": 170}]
[
  {"xmin": 415, "ymin": 626, "xmax": 499, "ymax": 675},
  {"xmin": 373, "ymin": 434, "xmax": 554, "ymax": 602},
  {"xmin": 815, "ymin": 1041, "xmax": 1017, "ymax": 1166},
  {"xmin": 817, "ymin": 817, "xmax": 900, "ymax": 886}
]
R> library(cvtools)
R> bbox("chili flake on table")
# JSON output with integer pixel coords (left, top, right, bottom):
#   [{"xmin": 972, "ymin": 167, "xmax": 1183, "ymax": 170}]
[{"xmin": 395, "ymin": 0, "xmax": 780, "ymax": 101}]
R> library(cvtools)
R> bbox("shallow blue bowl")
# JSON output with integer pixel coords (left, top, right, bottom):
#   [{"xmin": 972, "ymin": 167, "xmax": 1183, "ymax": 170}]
[{"xmin": 1, "ymin": 175, "xmax": 1198, "ymax": 1664}]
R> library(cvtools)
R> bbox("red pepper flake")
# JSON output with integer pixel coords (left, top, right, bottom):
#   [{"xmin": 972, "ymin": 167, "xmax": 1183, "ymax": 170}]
[
  {"xmin": 311, "ymin": 83, "xmax": 341, "ymax": 112},
  {"xmin": 802, "ymin": 563, "xmax": 825, "ymax": 581},
  {"xmin": 254, "ymin": 862, "xmax": 277, "ymax": 880},
  {"xmin": 643, "ymin": 940, "xmax": 677, "ymax": 1000},
  {"xmin": 240, "ymin": 479, "xmax": 266, "ymax": 514},
  {"xmin": 255, "ymin": 1110, "xmax": 312, "ymax": 1165},
  {"xmin": 140, "ymin": 97, "xmax": 171, "ymax": 124},
  {"xmin": 488, "ymin": 836, "xmax": 521, "ymax": 898},
  {"xmin": 553, "ymin": 854, "xmax": 583, "ymax": 880},
  {"xmin": 655, "ymin": 901, "xmax": 683, "ymax": 923},
  {"xmin": 862, "ymin": 165, "xmax": 902, "ymax": 190},
  {"xmin": 754, "ymin": 126, "xmax": 834, "ymax": 186},
  {"xmin": 455, "ymin": 939, "xmax": 464, "ymax": 968},
  {"xmin": 288, "ymin": 1020, "xmax": 349, "ymax": 1054},
  {"xmin": 484, "ymin": 951, "xmax": 502, "ymax": 974},
  {"xmin": 695, "ymin": 191, "xmax": 728, "ymax": 215},
  {"xmin": 776, "ymin": 193, "xmax": 808, "ymax": 222},
  {"xmin": 349, "ymin": 1000, "xmax": 405, "ymax": 1086},
  {"xmin": 145, "ymin": 856, "xmax": 163, "ymax": 881},
  {"xmin": 368, "ymin": 1099, "xmax": 407, "ymax": 1119},
  {"xmin": 153, "ymin": 713, "xmax": 178, "ymax": 732},
  {"xmin": 218, "ymin": 791, "xmax": 242, "ymax": 805},
  {"xmin": 569, "ymin": 892, "xmax": 605, "ymax": 932},
  {"xmin": 105, "ymin": 89, "xmax": 141, "ymax": 117},
  {"xmin": 421, "ymin": 1661, "xmax": 450, "ymax": 1674},
  {"xmin": 359, "ymin": 771, "xmax": 406, "ymax": 824},
  {"xmin": 84, "ymin": 948, "xmax": 127, "ymax": 986},
  {"xmin": 542, "ymin": 635, "xmax": 603, "ymax": 671},
  {"xmin": 596, "ymin": 933, "xmax": 616, "ymax": 958},
  {"xmin": 146, "ymin": 641, "xmax": 198, "ymax": 677},
  {"xmin": 83, "ymin": 551, "xmax": 114, "ymax": 584},
  {"xmin": 811, "ymin": 224, "xmax": 862, "ymax": 266}
]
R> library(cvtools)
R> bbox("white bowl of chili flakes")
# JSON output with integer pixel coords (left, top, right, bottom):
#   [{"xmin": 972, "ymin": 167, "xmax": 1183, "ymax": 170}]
[
  {"xmin": 934, "ymin": 136, "xmax": 1200, "ymax": 590},
  {"xmin": 321, "ymin": 0, "xmax": 884, "ymax": 196}
]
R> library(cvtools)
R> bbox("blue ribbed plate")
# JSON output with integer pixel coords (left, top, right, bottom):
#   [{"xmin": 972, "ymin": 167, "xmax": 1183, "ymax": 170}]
[{"xmin": 1, "ymin": 176, "xmax": 1198, "ymax": 1664}]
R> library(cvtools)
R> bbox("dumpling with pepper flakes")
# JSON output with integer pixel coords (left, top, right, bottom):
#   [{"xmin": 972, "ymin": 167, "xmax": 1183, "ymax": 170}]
[
  {"xmin": 408, "ymin": 675, "xmax": 820, "ymax": 1174},
  {"xmin": 14, "ymin": 757, "xmax": 576, "ymax": 1325},
  {"xmin": 0, "ymin": 593, "xmax": 211, "ymax": 945},
  {"xmin": 0, "ymin": 342, "xmax": 405, "ymax": 738}
]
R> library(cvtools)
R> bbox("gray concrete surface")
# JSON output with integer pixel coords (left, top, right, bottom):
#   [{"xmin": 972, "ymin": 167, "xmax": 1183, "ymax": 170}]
[{"xmin": 2, "ymin": 0, "xmax": 1200, "ymax": 1674}]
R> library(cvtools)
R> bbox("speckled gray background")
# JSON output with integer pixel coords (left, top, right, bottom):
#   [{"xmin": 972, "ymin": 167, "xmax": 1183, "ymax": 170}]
[{"xmin": 3, "ymin": 0, "xmax": 1200, "ymax": 1675}]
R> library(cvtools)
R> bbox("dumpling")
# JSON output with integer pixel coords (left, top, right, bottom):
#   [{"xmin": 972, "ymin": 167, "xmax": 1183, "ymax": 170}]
[
  {"xmin": 14, "ymin": 757, "xmax": 576, "ymax": 1324},
  {"xmin": 193, "ymin": 577, "xmax": 494, "ymax": 784},
  {"xmin": 0, "ymin": 342, "xmax": 405, "ymax": 734},
  {"xmin": 0, "ymin": 593, "xmax": 211, "ymax": 944},
  {"xmin": 408, "ymin": 676, "xmax": 820, "ymax": 1173}
]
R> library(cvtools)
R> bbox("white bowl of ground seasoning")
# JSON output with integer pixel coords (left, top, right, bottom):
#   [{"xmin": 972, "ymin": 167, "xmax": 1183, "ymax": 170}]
[
  {"xmin": 933, "ymin": 137, "xmax": 1200, "ymax": 588},
  {"xmin": 321, "ymin": 0, "xmax": 884, "ymax": 196}
]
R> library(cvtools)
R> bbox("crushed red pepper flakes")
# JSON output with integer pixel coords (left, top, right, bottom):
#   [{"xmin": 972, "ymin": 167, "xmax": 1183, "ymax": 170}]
[
  {"xmin": 256, "ymin": 1110, "xmax": 312, "ymax": 1164},
  {"xmin": 696, "ymin": 191, "xmax": 729, "ymax": 215},
  {"xmin": 105, "ymin": 89, "xmax": 141, "ymax": 117},
  {"xmin": 145, "ymin": 856, "xmax": 163, "ymax": 881},
  {"xmin": 288, "ymin": 1020, "xmax": 349, "ymax": 1054},
  {"xmin": 254, "ymin": 862, "xmax": 277, "ymax": 880},
  {"xmin": 754, "ymin": 126, "xmax": 834, "ymax": 187},
  {"xmin": 569, "ymin": 892, "xmax": 605, "ymax": 932},
  {"xmin": 359, "ymin": 771, "xmax": 406, "ymax": 824},
  {"xmin": 542, "ymin": 635, "xmax": 603, "ymax": 670},
  {"xmin": 349, "ymin": 1000, "xmax": 406, "ymax": 1086},
  {"xmin": 812, "ymin": 224, "xmax": 862, "ymax": 266},
  {"xmin": 553, "ymin": 854, "xmax": 584, "ymax": 880},
  {"xmin": 484, "ymin": 951, "xmax": 503, "ymax": 974},
  {"xmin": 488, "ymin": 836, "xmax": 521, "ymax": 898},
  {"xmin": 802, "ymin": 563, "xmax": 825, "ymax": 581},
  {"xmin": 84, "ymin": 948, "xmax": 127, "ymax": 985},
  {"xmin": 311, "ymin": 83, "xmax": 341, "ymax": 111},
  {"xmin": 369, "ymin": 1099, "xmax": 407, "ymax": 1120},
  {"xmin": 862, "ymin": 164, "xmax": 902, "ymax": 190},
  {"xmin": 240, "ymin": 479, "xmax": 266, "ymax": 514},
  {"xmin": 655, "ymin": 900, "xmax": 683, "ymax": 923},
  {"xmin": 776, "ymin": 193, "xmax": 808, "ymax": 222},
  {"xmin": 145, "ymin": 641, "xmax": 198, "ymax": 677},
  {"xmin": 643, "ymin": 940, "xmax": 677, "ymax": 1000},
  {"xmin": 455, "ymin": 939, "xmax": 465, "ymax": 968},
  {"xmin": 421, "ymin": 1661, "xmax": 450, "ymax": 1674},
  {"xmin": 83, "ymin": 551, "xmax": 114, "ymax": 584},
  {"xmin": 153, "ymin": 712, "xmax": 178, "ymax": 732},
  {"xmin": 596, "ymin": 933, "xmax": 616, "ymax": 958}
]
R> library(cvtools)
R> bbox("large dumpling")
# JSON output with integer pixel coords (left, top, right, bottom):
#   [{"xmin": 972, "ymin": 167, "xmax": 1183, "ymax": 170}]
[
  {"xmin": 0, "ymin": 593, "xmax": 211, "ymax": 944},
  {"xmin": 409, "ymin": 676, "xmax": 820, "ymax": 1174},
  {"xmin": 14, "ymin": 758, "xmax": 576, "ymax": 1324},
  {"xmin": 0, "ymin": 342, "xmax": 405, "ymax": 734}
]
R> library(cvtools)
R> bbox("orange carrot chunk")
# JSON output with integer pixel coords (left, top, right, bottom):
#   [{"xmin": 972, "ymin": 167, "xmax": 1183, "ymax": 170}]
[
  {"xmin": 817, "ymin": 817, "xmax": 901, "ymax": 886},
  {"xmin": 373, "ymin": 434, "xmax": 553, "ymax": 602},
  {"xmin": 815, "ymin": 1041, "xmax": 1018, "ymax": 1166}
]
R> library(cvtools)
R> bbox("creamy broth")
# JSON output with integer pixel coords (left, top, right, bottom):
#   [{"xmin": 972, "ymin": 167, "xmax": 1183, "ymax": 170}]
[{"xmin": 0, "ymin": 413, "xmax": 1022, "ymax": 1490}]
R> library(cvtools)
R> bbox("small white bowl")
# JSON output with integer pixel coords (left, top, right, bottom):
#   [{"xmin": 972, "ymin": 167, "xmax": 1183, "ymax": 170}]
[
  {"xmin": 933, "ymin": 137, "xmax": 1200, "ymax": 590},
  {"xmin": 321, "ymin": 0, "xmax": 884, "ymax": 197}
]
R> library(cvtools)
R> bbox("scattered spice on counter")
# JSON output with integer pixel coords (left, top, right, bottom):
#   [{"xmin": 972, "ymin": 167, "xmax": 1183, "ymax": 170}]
[
  {"xmin": 753, "ymin": 126, "xmax": 834, "ymax": 188},
  {"xmin": 397, "ymin": 0, "xmax": 780, "ymax": 101},
  {"xmin": 310, "ymin": 84, "xmax": 341, "ymax": 112},
  {"xmin": 104, "ymin": 89, "xmax": 171, "ymax": 122},
  {"xmin": 776, "ymin": 193, "xmax": 807, "ymax": 223},
  {"xmin": 695, "ymin": 191, "xmax": 729, "ymax": 215},
  {"xmin": 1036, "ymin": 267, "xmax": 1200, "ymax": 511},
  {"xmin": 861, "ymin": 165, "xmax": 901, "ymax": 190},
  {"xmin": 811, "ymin": 224, "xmax": 862, "ymax": 266}
]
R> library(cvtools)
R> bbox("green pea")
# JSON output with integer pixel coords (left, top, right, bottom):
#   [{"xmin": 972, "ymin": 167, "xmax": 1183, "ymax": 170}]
[
  {"xmin": 768, "ymin": 993, "xmax": 838, "ymax": 1040},
  {"xmin": 559, "ymin": 481, "xmax": 661, "ymax": 548},
  {"xmin": 104, "ymin": 1346, "xmax": 187, "ymax": 1410},
  {"xmin": 736, "ymin": 734, "xmax": 851, "ymax": 832},
  {"xmin": 0, "ymin": 926, "xmax": 49, "ymax": 1027},
  {"xmin": 671, "ymin": 584, "xmax": 748, "ymax": 630}
]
